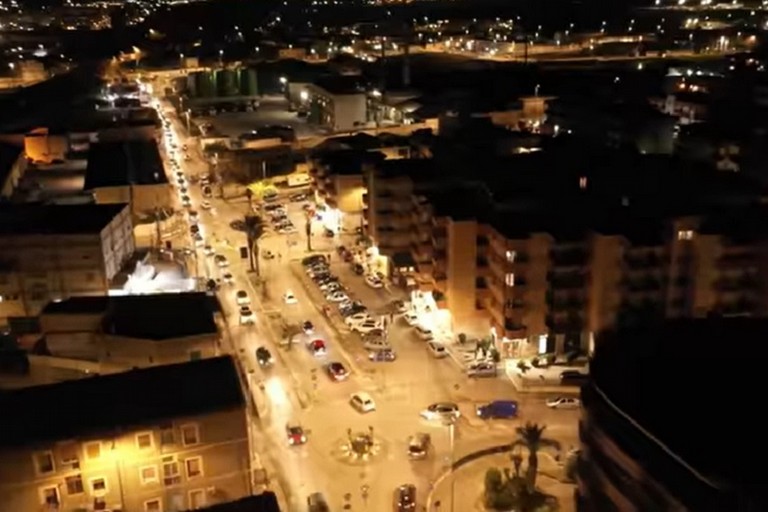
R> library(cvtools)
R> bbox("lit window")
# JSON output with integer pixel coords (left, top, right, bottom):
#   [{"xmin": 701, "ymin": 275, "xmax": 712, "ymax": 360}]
[
  {"xmin": 84, "ymin": 441, "xmax": 101, "ymax": 460},
  {"xmin": 144, "ymin": 498, "xmax": 162, "ymax": 512},
  {"xmin": 140, "ymin": 465, "xmax": 159, "ymax": 485},
  {"xmin": 505, "ymin": 273, "xmax": 515, "ymax": 287},
  {"xmin": 162, "ymin": 456, "xmax": 181, "ymax": 486},
  {"xmin": 159, "ymin": 424, "xmax": 175, "ymax": 446},
  {"xmin": 185, "ymin": 457, "xmax": 203, "ymax": 479},
  {"xmin": 181, "ymin": 424, "xmax": 200, "ymax": 446},
  {"xmin": 677, "ymin": 229, "xmax": 694, "ymax": 241},
  {"xmin": 90, "ymin": 477, "xmax": 107, "ymax": 496},
  {"xmin": 579, "ymin": 176, "xmax": 588, "ymax": 189},
  {"xmin": 33, "ymin": 451, "xmax": 55, "ymax": 475},
  {"xmin": 136, "ymin": 432, "xmax": 153, "ymax": 450},
  {"xmin": 39, "ymin": 486, "xmax": 59, "ymax": 506},
  {"xmin": 505, "ymin": 250, "xmax": 516, "ymax": 263}
]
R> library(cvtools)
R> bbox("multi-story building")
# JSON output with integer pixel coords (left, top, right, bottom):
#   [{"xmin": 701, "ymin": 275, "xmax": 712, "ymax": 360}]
[
  {"xmin": 0, "ymin": 356, "xmax": 251, "ymax": 512},
  {"xmin": 304, "ymin": 78, "xmax": 367, "ymax": 132},
  {"xmin": 578, "ymin": 319, "xmax": 768, "ymax": 511},
  {"xmin": 0, "ymin": 203, "xmax": 134, "ymax": 328},
  {"xmin": 39, "ymin": 293, "xmax": 222, "ymax": 366}
]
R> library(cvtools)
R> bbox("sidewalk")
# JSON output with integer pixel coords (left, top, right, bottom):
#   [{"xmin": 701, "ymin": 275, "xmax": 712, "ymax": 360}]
[{"xmin": 428, "ymin": 449, "xmax": 575, "ymax": 512}]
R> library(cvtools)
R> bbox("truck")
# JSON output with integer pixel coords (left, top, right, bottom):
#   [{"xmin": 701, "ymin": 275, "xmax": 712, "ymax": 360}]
[{"xmin": 476, "ymin": 400, "xmax": 518, "ymax": 419}]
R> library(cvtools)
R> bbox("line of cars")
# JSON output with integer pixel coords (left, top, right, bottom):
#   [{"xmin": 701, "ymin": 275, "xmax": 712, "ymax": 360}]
[{"xmin": 264, "ymin": 202, "xmax": 297, "ymax": 234}]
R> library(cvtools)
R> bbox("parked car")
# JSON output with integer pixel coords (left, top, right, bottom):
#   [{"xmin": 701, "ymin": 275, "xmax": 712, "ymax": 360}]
[
  {"xmin": 414, "ymin": 325, "xmax": 433, "ymax": 341},
  {"xmin": 350, "ymin": 392, "xmax": 376, "ymax": 413},
  {"xmin": 239, "ymin": 306, "xmax": 254, "ymax": 325},
  {"xmin": 426, "ymin": 342, "xmax": 448, "ymax": 358},
  {"xmin": 203, "ymin": 245, "xmax": 214, "ymax": 256},
  {"xmin": 546, "ymin": 396, "xmax": 581, "ymax": 409},
  {"xmin": 476, "ymin": 400, "xmax": 518, "ymax": 419},
  {"xmin": 560, "ymin": 371, "xmax": 589, "ymax": 386},
  {"xmin": 420, "ymin": 402, "xmax": 460, "ymax": 422},
  {"xmin": 363, "ymin": 337, "xmax": 391, "ymax": 351},
  {"xmin": 222, "ymin": 272, "xmax": 234, "ymax": 284},
  {"xmin": 214, "ymin": 254, "xmax": 229, "ymax": 267},
  {"xmin": 353, "ymin": 320, "xmax": 382, "ymax": 335},
  {"xmin": 325, "ymin": 290, "xmax": 348, "ymax": 303},
  {"xmin": 467, "ymin": 361, "xmax": 497, "ymax": 378},
  {"xmin": 235, "ymin": 290, "xmax": 250, "ymax": 306},
  {"xmin": 352, "ymin": 263, "xmax": 364, "ymax": 275},
  {"xmin": 283, "ymin": 290, "xmax": 298, "ymax": 304},
  {"xmin": 345, "ymin": 312, "xmax": 373, "ymax": 327},
  {"xmin": 302, "ymin": 254, "xmax": 327, "ymax": 266},
  {"xmin": 302, "ymin": 320, "xmax": 314, "ymax": 335},
  {"xmin": 365, "ymin": 274, "xmax": 384, "ymax": 289},
  {"xmin": 403, "ymin": 312, "xmax": 419, "ymax": 326}
]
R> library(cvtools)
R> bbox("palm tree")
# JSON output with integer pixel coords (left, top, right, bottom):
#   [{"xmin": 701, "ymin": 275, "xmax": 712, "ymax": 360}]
[
  {"xmin": 510, "ymin": 423, "xmax": 561, "ymax": 493},
  {"xmin": 305, "ymin": 212, "xmax": 312, "ymax": 252},
  {"xmin": 245, "ymin": 215, "xmax": 266, "ymax": 276}
]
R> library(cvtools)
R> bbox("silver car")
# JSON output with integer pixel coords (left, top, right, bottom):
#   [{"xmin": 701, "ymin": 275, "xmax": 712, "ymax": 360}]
[{"xmin": 467, "ymin": 362, "xmax": 497, "ymax": 378}]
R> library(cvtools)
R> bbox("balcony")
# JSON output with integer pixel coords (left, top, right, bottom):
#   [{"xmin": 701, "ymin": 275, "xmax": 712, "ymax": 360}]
[
  {"xmin": 505, "ymin": 298, "xmax": 526, "ymax": 311},
  {"xmin": 547, "ymin": 295, "xmax": 586, "ymax": 311},
  {"xmin": 718, "ymin": 298, "xmax": 757, "ymax": 316},
  {"xmin": 476, "ymin": 257, "xmax": 490, "ymax": 278},
  {"xmin": 432, "ymin": 249, "xmax": 447, "ymax": 266},
  {"xmin": 715, "ymin": 275, "xmax": 760, "ymax": 292},
  {"xmin": 546, "ymin": 312, "xmax": 584, "ymax": 331},
  {"xmin": 623, "ymin": 277, "xmax": 664, "ymax": 293},
  {"xmin": 550, "ymin": 248, "xmax": 588, "ymax": 268},
  {"xmin": 718, "ymin": 250, "xmax": 755, "ymax": 267},
  {"xmin": 624, "ymin": 251, "xmax": 665, "ymax": 269},
  {"xmin": 503, "ymin": 318, "xmax": 527, "ymax": 338},
  {"xmin": 548, "ymin": 271, "xmax": 586, "ymax": 289}
]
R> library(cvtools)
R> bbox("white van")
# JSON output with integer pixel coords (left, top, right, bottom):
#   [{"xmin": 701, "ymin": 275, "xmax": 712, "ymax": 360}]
[
  {"xmin": 363, "ymin": 337, "xmax": 391, "ymax": 351},
  {"xmin": 350, "ymin": 392, "xmax": 376, "ymax": 413}
]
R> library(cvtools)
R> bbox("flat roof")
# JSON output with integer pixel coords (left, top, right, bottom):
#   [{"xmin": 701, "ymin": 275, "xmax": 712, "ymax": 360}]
[
  {"xmin": 0, "ymin": 203, "xmax": 127, "ymax": 236},
  {"xmin": 592, "ymin": 319, "xmax": 768, "ymax": 501},
  {"xmin": 43, "ymin": 293, "xmax": 219, "ymax": 341},
  {"xmin": 84, "ymin": 140, "xmax": 167, "ymax": 189},
  {"xmin": 0, "ymin": 356, "xmax": 244, "ymax": 448},
  {"xmin": 103, "ymin": 293, "xmax": 219, "ymax": 340}
]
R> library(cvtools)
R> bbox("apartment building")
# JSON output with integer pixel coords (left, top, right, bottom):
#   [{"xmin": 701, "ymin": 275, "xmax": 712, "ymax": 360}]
[
  {"xmin": 39, "ymin": 293, "xmax": 221, "ymax": 366},
  {"xmin": 0, "ymin": 356, "xmax": 251, "ymax": 512},
  {"xmin": 578, "ymin": 319, "xmax": 768, "ymax": 511},
  {"xmin": 0, "ymin": 203, "xmax": 134, "ymax": 328}
]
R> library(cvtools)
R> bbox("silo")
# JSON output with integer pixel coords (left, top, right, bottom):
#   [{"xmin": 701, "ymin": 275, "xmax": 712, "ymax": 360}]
[
  {"xmin": 217, "ymin": 69, "xmax": 238, "ymax": 97},
  {"xmin": 241, "ymin": 67, "xmax": 258, "ymax": 96},
  {"xmin": 196, "ymin": 71, "xmax": 216, "ymax": 98}
]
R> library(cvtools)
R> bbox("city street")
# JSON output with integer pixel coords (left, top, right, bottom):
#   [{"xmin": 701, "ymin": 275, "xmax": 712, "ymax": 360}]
[{"xmin": 155, "ymin": 96, "xmax": 578, "ymax": 512}]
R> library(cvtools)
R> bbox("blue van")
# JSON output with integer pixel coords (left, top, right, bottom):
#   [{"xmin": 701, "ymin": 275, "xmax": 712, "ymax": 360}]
[{"xmin": 476, "ymin": 400, "xmax": 519, "ymax": 419}]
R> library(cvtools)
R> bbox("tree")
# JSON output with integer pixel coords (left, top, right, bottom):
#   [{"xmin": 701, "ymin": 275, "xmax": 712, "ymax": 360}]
[
  {"xmin": 245, "ymin": 215, "xmax": 266, "ymax": 276},
  {"xmin": 510, "ymin": 423, "xmax": 561, "ymax": 493},
  {"xmin": 304, "ymin": 212, "xmax": 312, "ymax": 252}
]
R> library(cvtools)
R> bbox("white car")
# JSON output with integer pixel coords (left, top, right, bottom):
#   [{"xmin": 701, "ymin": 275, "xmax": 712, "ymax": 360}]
[
  {"xmin": 181, "ymin": 197, "xmax": 192, "ymax": 208},
  {"xmin": 420, "ymin": 402, "xmax": 460, "ymax": 423},
  {"xmin": 193, "ymin": 234, "xmax": 204, "ymax": 247},
  {"xmin": 414, "ymin": 325, "xmax": 433, "ymax": 341},
  {"xmin": 235, "ymin": 290, "xmax": 250, "ymax": 306},
  {"xmin": 214, "ymin": 255, "xmax": 229, "ymax": 268},
  {"xmin": 188, "ymin": 210, "xmax": 199, "ymax": 222},
  {"xmin": 546, "ymin": 396, "xmax": 581, "ymax": 409},
  {"xmin": 326, "ymin": 290, "xmax": 348, "ymax": 303},
  {"xmin": 283, "ymin": 291, "xmax": 298, "ymax": 304},
  {"xmin": 403, "ymin": 312, "xmax": 419, "ymax": 326},
  {"xmin": 203, "ymin": 245, "xmax": 214, "ymax": 256},
  {"xmin": 222, "ymin": 272, "xmax": 234, "ymax": 284},
  {"xmin": 350, "ymin": 392, "xmax": 376, "ymax": 413},
  {"xmin": 200, "ymin": 200, "xmax": 212, "ymax": 210},
  {"xmin": 344, "ymin": 312, "xmax": 372, "ymax": 327},
  {"xmin": 239, "ymin": 306, "xmax": 254, "ymax": 325},
  {"xmin": 426, "ymin": 341, "xmax": 448, "ymax": 358},
  {"xmin": 352, "ymin": 320, "xmax": 382, "ymax": 335},
  {"xmin": 364, "ymin": 275, "xmax": 384, "ymax": 289},
  {"xmin": 467, "ymin": 362, "xmax": 497, "ymax": 378}
]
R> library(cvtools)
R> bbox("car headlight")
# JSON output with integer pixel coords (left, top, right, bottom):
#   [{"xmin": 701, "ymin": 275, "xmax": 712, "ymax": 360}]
[
  {"xmin": 301, "ymin": 436, "xmax": 306, "ymax": 442},
  {"xmin": 288, "ymin": 438, "xmax": 294, "ymax": 445}
]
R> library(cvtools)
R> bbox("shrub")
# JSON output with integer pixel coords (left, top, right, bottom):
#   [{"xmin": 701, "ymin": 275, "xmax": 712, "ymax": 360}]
[{"xmin": 484, "ymin": 468, "xmax": 503, "ymax": 493}]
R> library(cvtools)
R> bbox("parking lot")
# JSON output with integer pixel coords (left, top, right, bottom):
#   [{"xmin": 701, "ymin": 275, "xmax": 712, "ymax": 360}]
[{"xmin": 194, "ymin": 95, "xmax": 327, "ymax": 139}]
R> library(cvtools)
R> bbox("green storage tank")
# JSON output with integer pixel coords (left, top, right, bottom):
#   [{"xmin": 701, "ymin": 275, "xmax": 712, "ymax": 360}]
[
  {"xmin": 240, "ymin": 68, "xmax": 258, "ymax": 96},
  {"xmin": 195, "ymin": 71, "xmax": 216, "ymax": 98},
  {"xmin": 217, "ymin": 69, "xmax": 239, "ymax": 97}
]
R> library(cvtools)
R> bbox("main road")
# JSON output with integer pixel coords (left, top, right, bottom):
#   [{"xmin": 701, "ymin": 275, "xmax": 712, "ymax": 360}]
[{"xmin": 155, "ymin": 95, "xmax": 578, "ymax": 512}]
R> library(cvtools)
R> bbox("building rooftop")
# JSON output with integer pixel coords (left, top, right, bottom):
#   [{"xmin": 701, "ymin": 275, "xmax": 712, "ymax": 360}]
[
  {"xmin": 0, "ymin": 203, "xmax": 128, "ymax": 236},
  {"xmin": 103, "ymin": 293, "xmax": 219, "ymax": 340},
  {"xmin": 314, "ymin": 75, "xmax": 367, "ymax": 95},
  {"xmin": 84, "ymin": 139, "xmax": 167, "ymax": 189},
  {"xmin": 43, "ymin": 293, "xmax": 219, "ymax": 341},
  {"xmin": 592, "ymin": 319, "xmax": 768, "ymax": 507},
  {"xmin": 0, "ymin": 356, "xmax": 244, "ymax": 448}
]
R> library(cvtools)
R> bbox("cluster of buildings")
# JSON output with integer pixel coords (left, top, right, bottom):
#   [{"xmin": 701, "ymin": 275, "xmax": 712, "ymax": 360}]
[{"xmin": 310, "ymin": 130, "xmax": 768, "ymax": 356}]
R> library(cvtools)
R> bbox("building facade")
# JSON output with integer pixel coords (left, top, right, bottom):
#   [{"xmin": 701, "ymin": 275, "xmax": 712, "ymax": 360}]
[
  {"xmin": 0, "ymin": 204, "xmax": 134, "ymax": 327},
  {"xmin": 306, "ymin": 83, "xmax": 367, "ymax": 132},
  {"xmin": 0, "ymin": 357, "xmax": 251, "ymax": 512}
]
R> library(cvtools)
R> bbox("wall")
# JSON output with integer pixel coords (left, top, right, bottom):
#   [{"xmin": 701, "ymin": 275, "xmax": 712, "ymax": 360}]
[
  {"xmin": 101, "ymin": 333, "xmax": 220, "ymax": 367},
  {"xmin": 587, "ymin": 235, "xmax": 624, "ymax": 335},
  {"xmin": 24, "ymin": 129, "xmax": 69, "ymax": 163},
  {"xmin": 446, "ymin": 220, "xmax": 478, "ymax": 321},
  {"xmin": 332, "ymin": 175, "xmax": 365, "ymax": 213},
  {"xmin": 0, "ymin": 408, "xmax": 250, "ymax": 512},
  {"xmin": 332, "ymin": 93, "xmax": 367, "ymax": 132},
  {"xmin": 100, "ymin": 206, "xmax": 135, "ymax": 281},
  {"xmin": 93, "ymin": 184, "xmax": 172, "ymax": 217},
  {"xmin": 0, "ymin": 152, "xmax": 28, "ymax": 198}
]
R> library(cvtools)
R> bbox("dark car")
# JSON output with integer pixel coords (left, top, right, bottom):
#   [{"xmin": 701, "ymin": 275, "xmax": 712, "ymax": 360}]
[
  {"xmin": 302, "ymin": 320, "xmax": 314, "ymax": 334},
  {"xmin": 255, "ymin": 347, "xmax": 273, "ymax": 367},
  {"xmin": 352, "ymin": 263, "xmax": 365, "ymax": 275},
  {"xmin": 560, "ymin": 370, "xmax": 589, "ymax": 386},
  {"xmin": 302, "ymin": 254, "xmax": 327, "ymax": 266},
  {"xmin": 326, "ymin": 361, "xmax": 349, "ymax": 381},
  {"xmin": 395, "ymin": 484, "xmax": 416, "ymax": 511}
]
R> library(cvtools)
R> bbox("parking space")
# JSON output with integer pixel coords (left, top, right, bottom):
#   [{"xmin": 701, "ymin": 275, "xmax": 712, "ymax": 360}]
[{"xmin": 195, "ymin": 95, "xmax": 327, "ymax": 139}]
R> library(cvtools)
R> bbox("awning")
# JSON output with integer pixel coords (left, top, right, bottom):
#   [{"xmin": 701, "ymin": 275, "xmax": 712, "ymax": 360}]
[{"xmin": 392, "ymin": 251, "xmax": 416, "ymax": 268}]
